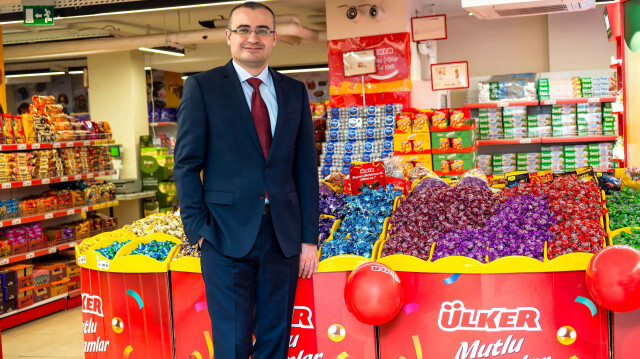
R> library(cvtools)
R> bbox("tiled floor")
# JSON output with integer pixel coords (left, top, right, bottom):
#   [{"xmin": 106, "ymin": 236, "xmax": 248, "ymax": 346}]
[{"xmin": 2, "ymin": 307, "xmax": 84, "ymax": 359}]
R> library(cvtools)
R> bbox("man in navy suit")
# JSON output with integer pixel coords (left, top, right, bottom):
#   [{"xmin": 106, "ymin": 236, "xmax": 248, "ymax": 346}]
[{"xmin": 173, "ymin": 2, "xmax": 319, "ymax": 358}]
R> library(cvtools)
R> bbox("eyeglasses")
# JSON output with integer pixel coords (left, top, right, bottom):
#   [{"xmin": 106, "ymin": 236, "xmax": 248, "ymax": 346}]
[{"xmin": 229, "ymin": 27, "xmax": 275, "ymax": 37}]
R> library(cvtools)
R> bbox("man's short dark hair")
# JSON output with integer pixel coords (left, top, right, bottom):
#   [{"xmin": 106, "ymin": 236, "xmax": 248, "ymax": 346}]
[{"xmin": 228, "ymin": 1, "xmax": 276, "ymax": 30}]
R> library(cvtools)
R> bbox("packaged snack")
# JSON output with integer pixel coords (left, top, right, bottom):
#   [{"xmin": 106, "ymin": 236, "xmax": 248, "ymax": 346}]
[
  {"xmin": 400, "ymin": 140, "xmax": 412, "ymax": 153},
  {"xmin": 413, "ymin": 139, "xmax": 425, "ymax": 153},
  {"xmin": 11, "ymin": 116, "xmax": 26, "ymax": 144},
  {"xmin": 449, "ymin": 109, "xmax": 466, "ymax": 128},
  {"xmin": 440, "ymin": 160, "xmax": 451, "ymax": 173},
  {"xmin": 2, "ymin": 115, "xmax": 15, "ymax": 144},
  {"xmin": 44, "ymin": 105, "xmax": 63, "ymax": 115},
  {"xmin": 412, "ymin": 112, "xmax": 430, "ymax": 133},
  {"xmin": 21, "ymin": 115, "xmax": 35, "ymax": 143},
  {"xmin": 450, "ymin": 160, "xmax": 464, "ymax": 172},
  {"xmin": 452, "ymin": 137, "xmax": 463, "ymax": 150},
  {"xmin": 439, "ymin": 138, "xmax": 451, "ymax": 151},
  {"xmin": 395, "ymin": 112, "xmax": 413, "ymax": 134},
  {"xmin": 32, "ymin": 95, "xmax": 55, "ymax": 108},
  {"xmin": 411, "ymin": 166, "xmax": 448, "ymax": 192},
  {"xmin": 431, "ymin": 109, "xmax": 449, "ymax": 129}
]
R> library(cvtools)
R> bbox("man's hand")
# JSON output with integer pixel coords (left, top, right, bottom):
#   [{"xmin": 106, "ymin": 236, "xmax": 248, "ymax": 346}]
[
  {"xmin": 198, "ymin": 237, "xmax": 204, "ymax": 249},
  {"xmin": 299, "ymin": 243, "xmax": 319, "ymax": 279}
]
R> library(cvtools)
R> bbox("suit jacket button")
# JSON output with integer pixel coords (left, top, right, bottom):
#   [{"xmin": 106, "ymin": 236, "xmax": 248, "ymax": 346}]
[
  {"xmin": 259, "ymin": 194, "xmax": 265, "ymax": 199},
  {"xmin": 265, "ymin": 165, "xmax": 269, "ymax": 170}
]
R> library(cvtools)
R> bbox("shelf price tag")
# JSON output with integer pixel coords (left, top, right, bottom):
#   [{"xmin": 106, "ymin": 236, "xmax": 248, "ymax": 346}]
[
  {"xmin": 25, "ymin": 252, "xmax": 35, "ymax": 259},
  {"xmin": 60, "ymin": 176, "xmax": 69, "ymax": 182},
  {"xmin": 48, "ymin": 247, "xmax": 56, "ymax": 254},
  {"xmin": 32, "ymin": 143, "xmax": 40, "ymax": 149},
  {"xmin": 97, "ymin": 258, "xmax": 110, "ymax": 270},
  {"xmin": 81, "ymin": 206, "xmax": 89, "ymax": 212},
  {"xmin": 22, "ymin": 180, "xmax": 31, "ymax": 187},
  {"xmin": 53, "ymin": 142, "xmax": 61, "ymax": 148},
  {"xmin": 44, "ymin": 213, "xmax": 53, "ymax": 219},
  {"xmin": 545, "ymin": 100, "xmax": 556, "ymax": 105},
  {"xmin": 67, "ymin": 209, "xmax": 75, "ymax": 215},
  {"xmin": 17, "ymin": 144, "xmax": 27, "ymax": 150},
  {"xmin": 519, "ymin": 139, "xmax": 532, "ymax": 144},
  {"xmin": 99, "ymin": 171, "xmax": 105, "ymax": 177},
  {"xmin": 42, "ymin": 178, "xmax": 50, "ymax": 184},
  {"xmin": 11, "ymin": 219, "xmax": 21, "ymax": 225},
  {"xmin": 588, "ymin": 98, "xmax": 600, "ymax": 103},
  {"xmin": 0, "ymin": 258, "xmax": 9, "ymax": 266},
  {"xmin": 87, "ymin": 173, "xmax": 94, "ymax": 178},
  {"xmin": 2, "ymin": 183, "xmax": 11, "ymax": 189},
  {"xmin": 73, "ymin": 175, "xmax": 82, "ymax": 180},
  {"xmin": 78, "ymin": 255, "xmax": 86, "ymax": 264},
  {"xmin": 69, "ymin": 242, "xmax": 76, "ymax": 247},
  {"xmin": 83, "ymin": 141, "xmax": 91, "ymax": 146},
  {"xmin": 496, "ymin": 102, "xmax": 508, "ymax": 107}
]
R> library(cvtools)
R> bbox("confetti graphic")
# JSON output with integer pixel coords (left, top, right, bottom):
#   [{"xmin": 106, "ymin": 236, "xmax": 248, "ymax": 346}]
[
  {"xmin": 337, "ymin": 352, "xmax": 349, "ymax": 359},
  {"xmin": 123, "ymin": 345, "xmax": 133, "ymax": 358},
  {"xmin": 111, "ymin": 317, "xmax": 124, "ymax": 333},
  {"xmin": 204, "ymin": 331, "xmax": 214, "ymax": 359},
  {"xmin": 190, "ymin": 351, "xmax": 203, "ymax": 359},
  {"xmin": 328, "ymin": 324, "xmax": 346, "ymax": 342},
  {"xmin": 403, "ymin": 303, "xmax": 419, "ymax": 315},
  {"xmin": 399, "ymin": 335, "xmax": 423, "ymax": 359},
  {"xmin": 443, "ymin": 273, "xmax": 461, "ymax": 285},
  {"xmin": 194, "ymin": 301, "xmax": 207, "ymax": 313},
  {"xmin": 557, "ymin": 326, "xmax": 577, "ymax": 345},
  {"xmin": 575, "ymin": 296, "xmax": 598, "ymax": 316},
  {"xmin": 126, "ymin": 289, "xmax": 144, "ymax": 309}
]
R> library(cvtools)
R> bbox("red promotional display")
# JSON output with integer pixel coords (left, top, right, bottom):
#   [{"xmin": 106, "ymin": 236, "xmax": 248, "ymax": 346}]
[
  {"xmin": 613, "ymin": 309, "xmax": 640, "ymax": 358},
  {"xmin": 586, "ymin": 245, "xmax": 640, "ymax": 312},
  {"xmin": 377, "ymin": 264, "xmax": 609, "ymax": 359},
  {"xmin": 349, "ymin": 161, "xmax": 386, "ymax": 195},
  {"xmin": 80, "ymin": 268, "xmax": 173, "ymax": 359},
  {"xmin": 328, "ymin": 32, "xmax": 412, "ymax": 108},
  {"xmin": 344, "ymin": 262, "xmax": 403, "ymax": 325}
]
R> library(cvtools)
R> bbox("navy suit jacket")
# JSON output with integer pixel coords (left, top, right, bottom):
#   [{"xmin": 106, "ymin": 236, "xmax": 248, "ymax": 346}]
[{"xmin": 173, "ymin": 60, "xmax": 319, "ymax": 258}]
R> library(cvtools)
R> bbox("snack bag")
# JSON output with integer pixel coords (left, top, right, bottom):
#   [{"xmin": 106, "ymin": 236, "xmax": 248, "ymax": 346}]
[
  {"xmin": 400, "ymin": 139, "xmax": 412, "ymax": 153},
  {"xmin": 21, "ymin": 114, "xmax": 35, "ymax": 143},
  {"xmin": 452, "ymin": 137, "xmax": 463, "ymax": 150},
  {"xmin": 621, "ymin": 167, "xmax": 640, "ymax": 190},
  {"xmin": 12, "ymin": 116, "xmax": 26, "ymax": 144},
  {"xmin": 529, "ymin": 170, "xmax": 553, "ymax": 185},
  {"xmin": 2, "ymin": 115, "xmax": 15, "ymax": 144},
  {"xmin": 431, "ymin": 109, "xmax": 449, "ymax": 129},
  {"xmin": 413, "ymin": 139, "xmax": 425, "ymax": 153},
  {"xmin": 395, "ymin": 112, "xmax": 413, "ymax": 134},
  {"xmin": 449, "ymin": 109, "xmax": 467, "ymax": 128},
  {"xmin": 455, "ymin": 169, "xmax": 490, "ymax": 188},
  {"xmin": 440, "ymin": 160, "xmax": 451, "ymax": 173},
  {"xmin": 439, "ymin": 138, "xmax": 451, "ymax": 151},
  {"xmin": 44, "ymin": 104, "xmax": 64, "ymax": 115},
  {"xmin": 412, "ymin": 111, "xmax": 431, "ymax": 133},
  {"xmin": 450, "ymin": 160, "xmax": 464, "ymax": 172}
]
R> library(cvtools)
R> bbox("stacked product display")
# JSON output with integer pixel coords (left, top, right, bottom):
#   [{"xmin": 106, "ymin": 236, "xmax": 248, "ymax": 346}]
[
  {"xmin": 429, "ymin": 109, "xmax": 477, "ymax": 176},
  {"xmin": 537, "ymin": 76, "xmax": 616, "ymax": 100},
  {"xmin": 320, "ymin": 104, "xmax": 401, "ymax": 177},
  {"xmin": 140, "ymin": 137, "xmax": 176, "ymax": 214},
  {"xmin": 393, "ymin": 109, "xmax": 432, "ymax": 171}
]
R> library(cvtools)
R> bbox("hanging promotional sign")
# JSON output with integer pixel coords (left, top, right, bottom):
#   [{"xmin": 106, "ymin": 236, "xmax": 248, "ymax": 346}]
[
  {"xmin": 378, "ymin": 270, "xmax": 609, "ymax": 359},
  {"xmin": 328, "ymin": 32, "xmax": 412, "ymax": 108}
]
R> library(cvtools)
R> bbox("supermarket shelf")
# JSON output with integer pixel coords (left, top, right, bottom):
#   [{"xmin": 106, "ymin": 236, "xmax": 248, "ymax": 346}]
[
  {"xmin": 539, "ymin": 97, "xmax": 616, "ymax": 105},
  {"xmin": 540, "ymin": 135, "xmax": 618, "ymax": 144},
  {"xmin": 0, "ymin": 139, "xmax": 114, "ymax": 152},
  {"xmin": 116, "ymin": 190, "xmax": 157, "ymax": 201},
  {"xmin": 149, "ymin": 122, "xmax": 177, "ymax": 127},
  {"xmin": 0, "ymin": 294, "xmax": 67, "ymax": 330},
  {"xmin": 464, "ymin": 100, "xmax": 539, "ymax": 109},
  {"xmin": 0, "ymin": 170, "xmax": 116, "ymax": 189},
  {"xmin": 67, "ymin": 294, "xmax": 81, "ymax": 309},
  {"xmin": 68, "ymin": 289, "xmax": 81, "ymax": 298},
  {"xmin": 477, "ymin": 138, "xmax": 541, "ymax": 145},
  {"xmin": 0, "ymin": 200, "xmax": 119, "ymax": 229},
  {"xmin": 0, "ymin": 238, "xmax": 87, "ymax": 266}
]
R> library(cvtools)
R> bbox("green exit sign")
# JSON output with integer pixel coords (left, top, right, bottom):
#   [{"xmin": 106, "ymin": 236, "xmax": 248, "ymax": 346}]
[{"xmin": 23, "ymin": 5, "xmax": 54, "ymax": 25}]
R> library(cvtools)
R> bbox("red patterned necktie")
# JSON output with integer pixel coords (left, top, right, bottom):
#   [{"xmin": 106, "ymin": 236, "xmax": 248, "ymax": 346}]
[{"xmin": 246, "ymin": 78, "xmax": 272, "ymax": 158}]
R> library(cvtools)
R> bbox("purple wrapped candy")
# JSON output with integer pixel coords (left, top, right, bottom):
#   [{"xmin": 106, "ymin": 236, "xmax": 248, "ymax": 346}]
[
  {"xmin": 456, "ymin": 176, "xmax": 489, "ymax": 189},
  {"xmin": 384, "ymin": 184, "xmax": 497, "ymax": 260},
  {"xmin": 319, "ymin": 190, "xmax": 346, "ymax": 218},
  {"xmin": 412, "ymin": 177, "xmax": 449, "ymax": 193},
  {"xmin": 318, "ymin": 216, "xmax": 336, "ymax": 247},
  {"xmin": 431, "ymin": 227, "xmax": 488, "ymax": 262},
  {"xmin": 319, "ymin": 182, "xmax": 335, "ymax": 197}
]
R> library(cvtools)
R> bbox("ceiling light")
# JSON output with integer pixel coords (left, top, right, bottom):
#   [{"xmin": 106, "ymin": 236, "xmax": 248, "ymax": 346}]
[
  {"xmin": 469, "ymin": 12, "xmax": 474, "ymax": 16},
  {"xmin": 181, "ymin": 75, "xmax": 188, "ymax": 80},
  {"xmin": 278, "ymin": 67, "xmax": 329, "ymax": 74},
  {"xmin": 68, "ymin": 70, "xmax": 84, "ymax": 74},
  {"xmin": 144, "ymin": 67, "xmax": 152, "ymax": 70},
  {"xmin": 139, "ymin": 46, "xmax": 185, "ymax": 57},
  {"xmin": 6, "ymin": 70, "xmax": 66, "ymax": 78}
]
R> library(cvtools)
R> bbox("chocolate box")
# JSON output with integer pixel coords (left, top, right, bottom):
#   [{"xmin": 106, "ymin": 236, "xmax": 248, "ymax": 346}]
[
  {"xmin": 0, "ymin": 269, "xmax": 17, "ymax": 287},
  {"xmin": 34, "ymin": 263, "xmax": 66, "ymax": 282},
  {"xmin": 5, "ymin": 264, "xmax": 33, "ymax": 289},
  {"xmin": 3, "ymin": 283, "xmax": 17, "ymax": 301},
  {"xmin": 32, "ymin": 268, "xmax": 50, "ymax": 287},
  {"xmin": 33, "ymin": 284, "xmax": 51, "ymax": 303},
  {"xmin": 3, "ymin": 298, "xmax": 16, "ymax": 314},
  {"xmin": 51, "ymin": 278, "xmax": 70, "ymax": 297},
  {"xmin": 17, "ymin": 286, "xmax": 34, "ymax": 309}
]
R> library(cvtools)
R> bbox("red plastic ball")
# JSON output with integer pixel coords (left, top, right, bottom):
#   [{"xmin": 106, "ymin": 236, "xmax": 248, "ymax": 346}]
[
  {"xmin": 586, "ymin": 245, "xmax": 640, "ymax": 312},
  {"xmin": 344, "ymin": 262, "xmax": 404, "ymax": 325}
]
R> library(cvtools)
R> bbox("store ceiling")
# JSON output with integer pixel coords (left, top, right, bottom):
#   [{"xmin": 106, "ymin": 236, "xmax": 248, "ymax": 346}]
[{"xmin": 0, "ymin": 0, "xmax": 470, "ymax": 74}]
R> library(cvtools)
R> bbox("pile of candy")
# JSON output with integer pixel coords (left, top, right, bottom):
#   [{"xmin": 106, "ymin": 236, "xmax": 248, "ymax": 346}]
[
  {"xmin": 606, "ymin": 187, "xmax": 640, "ymax": 230},
  {"xmin": 122, "ymin": 210, "xmax": 197, "ymax": 259},
  {"xmin": 129, "ymin": 240, "xmax": 175, "ymax": 261},
  {"xmin": 319, "ymin": 183, "xmax": 346, "ymax": 217},
  {"xmin": 0, "ymin": 199, "xmax": 20, "ymax": 219},
  {"xmin": 612, "ymin": 228, "xmax": 640, "ymax": 250},
  {"xmin": 318, "ymin": 216, "xmax": 336, "ymax": 247},
  {"xmin": 320, "ymin": 185, "xmax": 401, "ymax": 259},
  {"xmin": 95, "ymin": 239, "xmax": 131, "ymax": 260},
  {"xmin": 385, "ymin": 183, "xmax": 497, "ymax": 260},
  {"xmin": 501, "ymin": 175, "xmax": 606, "ymax": 259}
]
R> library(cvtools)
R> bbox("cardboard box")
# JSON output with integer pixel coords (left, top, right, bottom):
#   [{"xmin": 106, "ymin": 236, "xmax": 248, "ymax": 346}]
[
  {"xmin": 33, "ymin": 284, "xmax": 50, "ymax": 303},
  {"xmin": 0, "ymin": 269, "xmax": 17, "ymax": 287},
  {"xmin": 32, "ymin": 268, "xmax": 50, "ymax": 287},
  {"xmin": 34, "ymin": 263, "xmax": 66, "ymax": 282},
  {"xmin": 5, "ymin": 264, "xmax": 33, "ymax": 289},
  {"xmin": 17, "ymin": 286, "xmax": 34, "ymax": 309},
  {"xmin": 3, "ymin": 298, "xmax": 16, "ymax": 314},
  {"xmin": 62, "ymin": 259, "xmax": 80, "ymax": 278},
  {"xmin": 430, "ymin": 129, "xmax": 478, "ymax": 149},
  {"xmin": 3, "ymin": 283, "xmax": 16, "ymax": 301}
]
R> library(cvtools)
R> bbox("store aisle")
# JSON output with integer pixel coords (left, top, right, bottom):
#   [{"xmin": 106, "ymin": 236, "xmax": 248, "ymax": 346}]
[{"xmin": 1, "ymin": 307, "xmax": 83, "ymax": 359}]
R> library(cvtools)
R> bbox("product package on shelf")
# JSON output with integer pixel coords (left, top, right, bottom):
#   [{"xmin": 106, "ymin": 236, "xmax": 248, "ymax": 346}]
[
  {"xmin": 320, "ymin": 104, "xmax": 401, "ymax": 177},
  {"xmin": 140, "ymin": 145, "xmax": 174, "ymax": 191},
  {"xmin": 430, "ymin": 110, "xmax": 477, "ymax": 176},
  {"xmin": 477, "ymin": 77, "xmax": 537, "ymax": 103}
]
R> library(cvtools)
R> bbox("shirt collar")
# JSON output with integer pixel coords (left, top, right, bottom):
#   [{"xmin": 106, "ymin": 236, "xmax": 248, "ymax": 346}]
[{"xmin": 232, "ymin": 60, "xmax": 271, "ymax": 87}]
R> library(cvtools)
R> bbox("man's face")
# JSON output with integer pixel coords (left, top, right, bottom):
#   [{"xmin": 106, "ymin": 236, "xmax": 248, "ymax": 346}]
[{"xmin": 226, "ymin": 7, "xmax": 277, "ymax": 70}]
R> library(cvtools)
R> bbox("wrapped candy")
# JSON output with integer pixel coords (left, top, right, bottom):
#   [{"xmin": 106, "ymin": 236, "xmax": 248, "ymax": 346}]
[
  {"xmin": 318, "ymin": 216, "xmax": 336, "ymax": 247},
  {"xmin": 607, "ymin": 187, "xmax": 640, "ymax": 230},
  {"xmin": 319, "ymin": 186, "xmax": 346, "ymax": 218},
  {"xmin": 320, "ymin": 185, "xmax": 401, "ymax": 259},
  {"xmin": 612, "ymin": 228, "xmax": 640, "ymax": 250},
  {"xmin": 432, "ymin": 227, "xmax": 488, "ymax": 262},
  {"xmin": 456, "ymin": 169, "xmax": 490, "ymax": 189}
]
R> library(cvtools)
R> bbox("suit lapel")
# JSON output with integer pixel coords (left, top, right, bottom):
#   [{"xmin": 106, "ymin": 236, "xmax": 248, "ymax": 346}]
[
  {"xmin": 267, "ymin": 68, "xmax": 286, "ymax": 164},
  {"xmin": 223, "ymin": 60, "xmax": 264, "ymax": 158}
]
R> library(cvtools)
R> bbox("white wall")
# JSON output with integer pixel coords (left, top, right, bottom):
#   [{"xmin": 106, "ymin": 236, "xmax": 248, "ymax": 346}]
[
  {"xmin": 547, "ymin": 9, "xmax": 615, "ymax": 72},
  {"xmin": 325, "ymin": 0, "xmax": 410, "ymax": 40}
]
